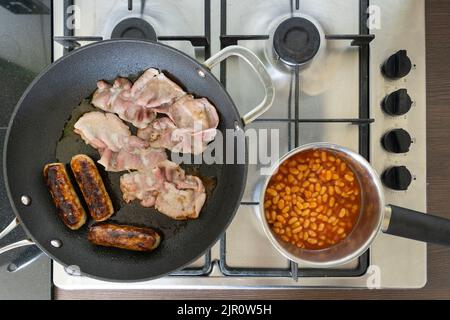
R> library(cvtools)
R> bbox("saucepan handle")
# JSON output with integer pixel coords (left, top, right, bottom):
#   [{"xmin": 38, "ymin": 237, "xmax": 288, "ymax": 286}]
[
  {"xmin": 203, "ymin": 45, "xmax": 275, "ymax": 125},
  {"xmin": 0, "ymin": 218, "xmax": 35, "ymax": 262},
  {"xmin": 383, "ymin": 205, "xmax": 450, "ymax": 246}
]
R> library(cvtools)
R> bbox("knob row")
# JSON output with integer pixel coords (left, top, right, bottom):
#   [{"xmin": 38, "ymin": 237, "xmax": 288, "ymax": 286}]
[
  {"xmin": 381, "ymin": 129, "xmax": 413, "ymax": 189},
  {"xmin": 382, "ymin": 51, "xmax": 413, "ymax": 116},
  {"xmin": 380, "ymin": 51, "xmax": 414, "ymax": 190}
]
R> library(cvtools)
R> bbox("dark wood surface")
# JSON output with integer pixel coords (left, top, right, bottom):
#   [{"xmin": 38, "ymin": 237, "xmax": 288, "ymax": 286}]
[{"xmin": 55, "ymin": 0, "xmax": 450, "ymax": 300}]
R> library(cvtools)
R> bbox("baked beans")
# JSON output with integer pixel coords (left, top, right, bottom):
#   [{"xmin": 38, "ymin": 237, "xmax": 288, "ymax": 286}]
[{"xmin": 264, "ymin": 149, "xmax": 361, "ymax": 250}]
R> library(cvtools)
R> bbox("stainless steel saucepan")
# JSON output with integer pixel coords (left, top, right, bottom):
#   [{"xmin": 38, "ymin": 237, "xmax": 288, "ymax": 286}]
[{"xmin": 258, "ymin": 143, "xmax": 450, "ymax": 267}]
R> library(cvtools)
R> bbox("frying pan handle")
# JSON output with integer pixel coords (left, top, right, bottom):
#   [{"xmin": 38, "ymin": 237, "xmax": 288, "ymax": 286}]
[
  {"xmin": 6, "ymin": 245, "xmax": 43, "ymax": 273},
  {"xmin": 203, "ymin": 45, "xmax": 275, "ymax": 125},
  {"xmin": 0, "ymin": 218, "xmax": 20, "ymax": 241},
  {"xmin": 0, "ymin": 240, "xmax": 35, "ymax": 255},
  {"xmin": 0, "ymin": 218, "xmax": 35, "ymax": 255},
  {"xmin": 383, "ymin": 205, "xmax": 450, "ymax": 246}
]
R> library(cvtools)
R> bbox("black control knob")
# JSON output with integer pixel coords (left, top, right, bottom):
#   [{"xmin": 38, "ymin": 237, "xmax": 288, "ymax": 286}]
[
  {"xmin": 382, "ymin": 129, "xmax": 412, "ymax": 153},
  {"xmin": 382, "ymin": 50, "xmax": 412, "ymax": 79},
  {"xmin": 382, "ymin": 166, "xmax": 413, "ymax": 191},
  {"xmin": 382, "ymin": 89, "xmax": 412, "ymax": 116}
]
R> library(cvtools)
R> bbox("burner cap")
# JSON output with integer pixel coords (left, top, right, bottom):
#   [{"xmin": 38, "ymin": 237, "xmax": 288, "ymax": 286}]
[
  {"xmin": 273, "ymin": 17, "xmax": 321, "ymax": 66},
  {"xmin": 111, "ymin": 18, "xmax": 157, "ymax": 41}
]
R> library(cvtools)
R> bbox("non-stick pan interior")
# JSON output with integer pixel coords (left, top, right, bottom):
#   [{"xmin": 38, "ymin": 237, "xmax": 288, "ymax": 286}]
[{"xmin": 4, "ymin": 40, "xmax": 246, "ymax": 281}]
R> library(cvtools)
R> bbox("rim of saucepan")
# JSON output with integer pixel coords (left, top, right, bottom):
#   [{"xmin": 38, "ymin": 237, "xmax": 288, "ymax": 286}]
[
  {"xmin": 258, "ymin": 142, "xmax": 385, "ymax": 268},
  {"xmin": 3, "ymin": 39, "xmax": 248, "ymax": 282}
]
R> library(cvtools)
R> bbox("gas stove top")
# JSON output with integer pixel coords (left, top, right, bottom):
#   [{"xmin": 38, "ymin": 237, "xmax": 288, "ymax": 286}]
[{"xmin": 2, "ymin": 0, "xmax": 427, "ymax": 290}]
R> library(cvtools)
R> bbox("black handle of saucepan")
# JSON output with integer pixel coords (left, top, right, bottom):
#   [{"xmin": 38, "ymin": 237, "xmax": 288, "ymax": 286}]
[{"xmin": 384, "ymin": 205, "xmax": 450, "ymax": 246}]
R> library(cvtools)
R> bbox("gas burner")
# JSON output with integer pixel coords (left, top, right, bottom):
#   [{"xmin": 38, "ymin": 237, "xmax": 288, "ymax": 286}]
[
  {"xmin": 273, "ymin": 17, "xmax": 321, "ymax": 66},
  {"xmin": 111, "ymin": 17, "xmax": 157, "ymax": 41},
  {"xmin": 264, "ymin": 13, "xmax": 325, "ymax": 75}
]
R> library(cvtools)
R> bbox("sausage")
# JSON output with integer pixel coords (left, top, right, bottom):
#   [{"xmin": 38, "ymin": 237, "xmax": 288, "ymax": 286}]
[
  {"xmin": 43, "ymin": 163, "xmax": 87, "ymax": 230},
  {"xmin": 88, "ymin": 223, "xmax": 161, "ymax": 252},
  {"xmin": 70, "ymin": 154, "xmax": 114, "ymax": 222}
]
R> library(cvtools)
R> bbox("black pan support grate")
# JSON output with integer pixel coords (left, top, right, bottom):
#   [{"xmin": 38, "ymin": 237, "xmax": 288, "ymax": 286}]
[{"xmin": 56, "ymin": 0, "xmax": 375, "ymax": 281}]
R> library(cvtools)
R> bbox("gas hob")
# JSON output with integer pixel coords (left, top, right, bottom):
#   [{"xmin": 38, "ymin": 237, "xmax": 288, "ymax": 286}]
[{"xmin": 49, "ymin": 0, "xmax": 426, "ymax": 290}]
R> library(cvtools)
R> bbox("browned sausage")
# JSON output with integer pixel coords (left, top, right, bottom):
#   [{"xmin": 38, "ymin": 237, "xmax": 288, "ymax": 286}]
[
  {"xmin": 70, "ymin": 154, "xmax": 114, "ymax": 221},
  {"xmin": 43, "ymin": 163, "xmax": 87, "ymax": 230},
  {"xmin": 88, "ymin": 223, "xmax": 161, "ymax": 252}
]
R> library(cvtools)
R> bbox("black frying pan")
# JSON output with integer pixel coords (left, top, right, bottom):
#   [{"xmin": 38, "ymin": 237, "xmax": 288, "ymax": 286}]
[{"xmin": 0, "ymin": 40, "xmax": 274, "ymax": 281}]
